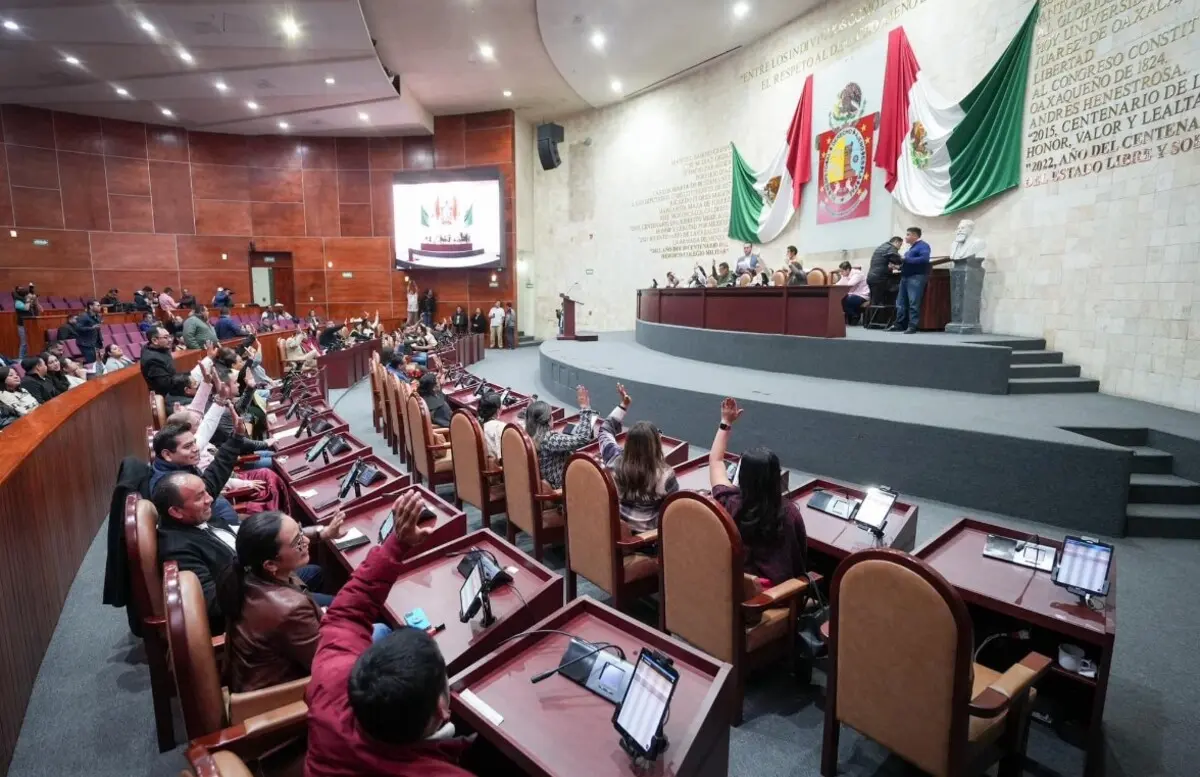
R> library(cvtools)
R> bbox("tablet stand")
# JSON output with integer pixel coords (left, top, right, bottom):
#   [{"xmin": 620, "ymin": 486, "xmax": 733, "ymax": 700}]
[
  {"xmin": 619, "ymin": 731, "xmax": 668, "ymax": 764},
  {"xmin": 477, "ymin": 588, "xmax": 496, "ymax": 628}
]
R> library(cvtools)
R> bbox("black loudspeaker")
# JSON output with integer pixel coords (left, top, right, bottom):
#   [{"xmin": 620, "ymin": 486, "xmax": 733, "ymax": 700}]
[{"xmin": 537, "ymin": 123, "xmax": 564, "ymax": 170}]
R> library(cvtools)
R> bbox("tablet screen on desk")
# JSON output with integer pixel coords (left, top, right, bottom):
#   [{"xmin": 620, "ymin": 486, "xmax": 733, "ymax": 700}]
[
  {"xmin": 1053, "ymin": 536, "xmax": 1113, "ymax": 596},
  {"xmin": 854, "ymin": 488, "xmax": 896, "ymax": 532},
  {"xmin": 614, "ymin": 651, "xmax": 678, "ymax": 755}
]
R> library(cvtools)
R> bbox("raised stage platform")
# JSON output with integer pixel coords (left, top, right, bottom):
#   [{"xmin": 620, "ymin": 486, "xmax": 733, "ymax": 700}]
[{"xmin": 540, "ymin": 332, "xmax": 1200, "ymax": 538}]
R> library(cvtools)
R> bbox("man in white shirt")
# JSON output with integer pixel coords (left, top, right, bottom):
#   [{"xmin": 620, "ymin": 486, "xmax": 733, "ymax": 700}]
[
  {"xmin": 837, "ymin": 260, "xmax": 870, "ymax": 324},
  {"xmin": 405, "ymin": 280, "xmax": 419, "ymax": 326},
  {"xmin": 488, "ymin": 301, "xmax": 505, "ymax": 349}
]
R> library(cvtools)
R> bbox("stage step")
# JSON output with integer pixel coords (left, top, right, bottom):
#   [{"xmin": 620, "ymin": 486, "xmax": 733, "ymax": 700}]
[
  {"xmin": 1128, "ymin": 473, "xmax": 1200, "ymax": 504},
  {"xmin": 982, "ymin": 338, "xmax": 1047, "ymax": 351},
  {"xmin": 1009, "ymin": 363, "xmax": 1081, "ymax": 379},
  {"xmin": 1126, "ymin": 503, "xmax": 1200, "ymax": 538},
  {"xmin": 1010, "ymin": 350, "xmax": 1065, "ymax": 365},
  {"xmin": 1008, "ymin": 377, "xmax": 1100, "ymax": 394},
  {"xmin": 1130, "ymin": 446, "xmax": 1174, "ymax": 475},
  {"xmin": 517, "ymin": 334, "xmax": 540, "ymax": 349}
]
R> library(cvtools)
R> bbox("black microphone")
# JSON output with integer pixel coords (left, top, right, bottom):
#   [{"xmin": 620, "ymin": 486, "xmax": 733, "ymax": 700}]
[
  {"xmin": 336, "ymin": 458, "xmax": 365, "ymax": 500},
  {"xmin": 530, "ymin": 642, "xmax": 622, "ymax": 684}
]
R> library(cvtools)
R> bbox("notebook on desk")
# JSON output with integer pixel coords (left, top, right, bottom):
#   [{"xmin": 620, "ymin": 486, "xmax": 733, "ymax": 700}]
[{"xmin": 982, "ymin": 534, "xmax": 1055, "ymax": 572}]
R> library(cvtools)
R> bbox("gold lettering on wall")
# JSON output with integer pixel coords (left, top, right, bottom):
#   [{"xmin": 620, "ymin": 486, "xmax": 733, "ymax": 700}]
[
  {"xmin": 629, "ymin": 147, "xmax": 732, "ymax": 262},
  {"xmin": 1024, "ymin": 0, "xmax": 1200, "ymax": 186}
]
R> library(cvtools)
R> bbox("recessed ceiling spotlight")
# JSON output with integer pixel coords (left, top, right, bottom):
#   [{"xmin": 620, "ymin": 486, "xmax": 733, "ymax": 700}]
[
  {"xmin": 161, "ymin": 107, "xmax": 174, "ymax": 117},
  {"xmin": 590, "ymin": 31, "xmax": 606, "ymax": 50},
  {"xmin": 357, "ymin": 111, "xmax": 369, "ymax": 121},
  {"xmin": 324, "ymin": 76, "xmax": 335, "ymax": 85},
  {"xmin": 733, "ymin": 1, "xmax": 750, "ymax": 19},
  {"xmin": 114, "ymin": 86, "xmax": 130, "ymax": 97},
  {"xmin": 478, "ymin": 43, "xmax": 495, "ymax": 60},
  {"xmin": 246, "ymin": 100, "xmax": 260, "ymax": 110},
  {"xmin": 139, "ymin": 19, "xmax": 156, "ymax": 35},
  {"xmin": 3, "ymin": 20, "xmax": 19, "ymax": 32},
  {"xmin": 278, "ymin": 121, "xmax": 290, "ymax": 130},
  {"xmin": 281, "ymin": 16, "xmax": 301, "ymax": 39},
  {"xmin": 502, "ymin": 90, "xmax": 512, "ymax": 98},
  {"xmin": 214, "ymin": 80, "xmax": 228, "ymax": 92},
  {"xmin": 610, "ymin": 79, "xmax": 623, "ymax": 93},
  {"xmin": 64, "ymin": 55, "xmax": 82, "ymax": 66},
  {"xmin": 177, "ymin": 48, "xmax": 194, "ymax": 64}
]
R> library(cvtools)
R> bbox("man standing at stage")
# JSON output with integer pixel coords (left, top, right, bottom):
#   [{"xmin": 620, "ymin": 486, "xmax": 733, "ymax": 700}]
[
  {"xmin": 868, "ymin": 236, "xmax": 903, "ymax": 304},
  {"xmin": 890, "ymin": 227, "xmax": 931, "ymax": 334}
]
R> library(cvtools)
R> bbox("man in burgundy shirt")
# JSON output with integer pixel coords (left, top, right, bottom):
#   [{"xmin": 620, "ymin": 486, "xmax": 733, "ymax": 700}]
[{"xmin": 305, "ymin": 491, "xmax": 474, "ymax": 777}]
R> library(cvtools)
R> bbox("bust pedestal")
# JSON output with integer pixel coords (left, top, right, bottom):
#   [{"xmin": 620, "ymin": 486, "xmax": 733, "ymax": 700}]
[{"xmin": 945, "ymin": 256, "xmax": 985, "ymax": 335}]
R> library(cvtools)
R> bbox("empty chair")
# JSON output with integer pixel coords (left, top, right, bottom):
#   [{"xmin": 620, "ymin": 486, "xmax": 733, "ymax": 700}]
[
  {"xmin": 127, "ymin": 342, "xmax": 143, "ymax": 359},
  {"xmin": 64, "ymin": 339, "xmax": 82, "ymax": 357},
  {"xmin": 822, "ymin": 549, "xmax": 1050, "ymax": 777},
  {"xmin": 449, "ymin": 410, "xmax": 505, "ymax": 530},
  {"xmin": 122, "ymin": 322, "xmax": 141, "ymax": 335},
  {"xmin": 771, "ymin": 270, "xmax": 788, "ymax": 286},
  {"xmin": 807, "ymin": 268, "xmax": 828, "ymax": 285},
  {"xmin": 499, "ymin": 424, "xmax": 564, "ymax": 562}
]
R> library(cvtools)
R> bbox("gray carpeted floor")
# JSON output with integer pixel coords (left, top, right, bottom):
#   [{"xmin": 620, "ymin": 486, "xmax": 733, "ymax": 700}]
[{"xmin": 8, "ymin": 348, "xmax": 1199, "ymax": 777}]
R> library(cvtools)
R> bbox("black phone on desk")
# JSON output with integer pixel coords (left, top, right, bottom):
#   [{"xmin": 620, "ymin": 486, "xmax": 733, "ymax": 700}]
[
  {"xmin": 378, "ymin": 505, "xmax": 440, "ymax": 544},
  {"xmin": 808, "ymin": 489, "xmax": 856, "ymax": 519}
]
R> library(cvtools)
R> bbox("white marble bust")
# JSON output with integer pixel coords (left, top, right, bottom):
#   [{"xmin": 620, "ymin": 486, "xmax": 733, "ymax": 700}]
[{"xmin": 950, "ymin": 219, "xmax": 987, "ymax": 262}]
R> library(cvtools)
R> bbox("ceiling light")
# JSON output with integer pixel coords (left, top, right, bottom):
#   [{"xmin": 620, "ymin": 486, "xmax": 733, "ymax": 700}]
[
  {"xmin": 357, "ymin": 112, "xmax": 369, "ymax": 121},
  {"xmin": 610, "ymin": 79, "xmax": 623, "ymax": 93},
  {"xmin": 733, "ymin": 1, "xmax": 750, "ymax": 19},
  {"xmin": 502, "ymin": 90, "xmax": 512, "ymax": 98},
  {"xmin": 3, "ymin": 20, "xmax": 19, "ymax": 32},
  {"xmin": 139, "ymin": 19, "xmax": 156, "ymax": 34},
  {"xmin": 478, "ymin": 43, "xmax": 495, "ymax": 60},
  {"xmin": 114, "ymin": 86, "xmax": 130, "ymax": 97},
  {"xmin": 214, "ymin": 80, "xmax": 228, "ymax": 92},
  {"xmin": 177, "ymin": 48, "xmax": 194, "ymax": 64},
  {"xmin": 64, "ymin": 55, "xmax": 82, "ymax": 66},
  {"xmin": 324, "ymin": 76, "xmax": 335, "ymax": 85},
  {"xmin": 281, "ymin": 16, "xmax": 300, "ymax": 39},
  {"xmin": 246, "ymin": 100, "xmax": 259, "ymax": 110},
  {"xmin": 160, "ymin": 107, "xmax": 174, "ymax": 117},
  {"xmin": 590, "ymin": 31, "xmax": 606, "ymax": 50},
  {"xmin": 278, "ymin": 121, "xmax": 289, "ymax": 130}
]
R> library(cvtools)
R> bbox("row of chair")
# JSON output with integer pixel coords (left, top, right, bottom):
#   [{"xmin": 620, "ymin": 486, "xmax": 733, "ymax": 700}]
[{"xmin": 703, "ymin": 267, "xmax": 844, "ymax": 288}]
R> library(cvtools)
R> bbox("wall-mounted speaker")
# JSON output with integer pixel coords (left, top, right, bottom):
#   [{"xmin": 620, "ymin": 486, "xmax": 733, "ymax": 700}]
[{"xmin": 537, "ymin": 122, "xmax": 564, "ymax": 170}]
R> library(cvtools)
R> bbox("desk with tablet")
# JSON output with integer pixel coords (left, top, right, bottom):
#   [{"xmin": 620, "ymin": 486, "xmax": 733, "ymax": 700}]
[
  {"xmin": 325, "ymin": 485, "xmax": 467, "ymax": 574},
  {"xmin": 272, "ymin": 419, "xmax": 350, "ymax": 456},
  {"xmin": 266, "ymin": 401, "xmax": 334, "ymax": 435},
  {"xmin": 289, "ymin": 454, "xmax": 409, "ymax": 524},
  {"xmin": 382, "ymin": 530, "xmax": 563, "ymax": 675},
  {"xmin": 274, "ymin": 431, "xmax": 370, "ymax": 485},
  {"xmin": 671, "ymin": 453, "xmax": 791, "ymax": 493},
  {"xmin": 784, "ymin": 478, "xmax": 918, "ymax": 574},
  {"xmin": 449, "ymin": 596, "xmax": 733, "ymax": 777},
  {"xmin": 915, "ymin": 519, "xmax": 1116, "ymax": 777},
  {"xmin": 577, "ymin": 432, "xmax": 690, "ymax": 467}
]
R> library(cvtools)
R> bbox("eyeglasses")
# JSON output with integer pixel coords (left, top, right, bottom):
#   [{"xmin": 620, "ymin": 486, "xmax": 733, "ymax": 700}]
[{"xmin": 287, "ymin": 531, "xmax": 307, "ymax": 551}]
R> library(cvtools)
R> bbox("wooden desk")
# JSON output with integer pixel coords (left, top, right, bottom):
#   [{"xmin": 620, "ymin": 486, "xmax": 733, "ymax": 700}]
[
  {"xmin": 578, "ymin": 432, "xmax": 689, "ymax": 467},
  {"xmin": 316, "ymin": 338, "xmax": 378, "ymax": 390},
  {"xmin": 326, "ymin": 485, "xmax": 467, "ymax": 575},
  {"xmin": 918, "ymin": 267, "xmax": 951, "ymax": 331},
  {"xmin": 450, "ymin": 596, "xmax": 733, "ymax": 777},
  {"xmin": 915, "ymin": 519, "xmax": 1116, "ymax": 777},
  {"xmin": 447, "ymin": 383, "xmax": 530, "ymax": 414},
  {"xmin": 784, "ymin": 478, "xmax": 918, "ymax": 575},
  {"xmin": 266, "ymin": 403, "xmax": 335, "ymax": 436},
  {"xmin": 289, "ymin": 454, "xmax": 409, "ymax": 524},
  {"xmin": 274, "ymin": 431, "xmax": 370, "ymax": 485},
  {"xmin": 382, "ymin": 530, "xmax": 563, "ymax": 675},
  {"xmin": 671, "ymin": 453, "xmax": 790, "ymax": 493},
  {"xmin": 638, "ymin": 286, "xmax": 848, "ymax": 338}
]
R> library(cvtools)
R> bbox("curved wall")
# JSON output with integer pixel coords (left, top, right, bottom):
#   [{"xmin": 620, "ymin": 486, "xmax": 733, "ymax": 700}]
[{"xmin": 529, "ymin": 0, "xmax": 1200, "ymax": 411}]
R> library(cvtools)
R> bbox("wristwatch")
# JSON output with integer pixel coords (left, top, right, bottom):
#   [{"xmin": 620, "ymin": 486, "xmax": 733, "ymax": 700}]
[{"xmin": 719, "ymin": 422, "xmax": 731, "ymax": 431}]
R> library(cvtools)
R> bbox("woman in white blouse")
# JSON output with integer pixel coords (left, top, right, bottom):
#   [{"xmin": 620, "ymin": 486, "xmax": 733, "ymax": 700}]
[{"xmin": 0, "ymin": 364, "xmax": 40, "ymax": 415}]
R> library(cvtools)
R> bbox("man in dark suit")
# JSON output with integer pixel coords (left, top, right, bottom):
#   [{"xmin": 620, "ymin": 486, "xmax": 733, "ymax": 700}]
[
  {"xmin": 57, "ymin": 314, "xmax": 80, "ymax": 342},
  {"xmin": 868, "ymin": 236, "xmax": 903, "ymax": 305},
  {"xmin": 140, "ymin": 326, "xmax": 194, "ymax": 405},
  {"xmin": 74, "ymin": 299, "xmax": 103, "ymax": 365}
]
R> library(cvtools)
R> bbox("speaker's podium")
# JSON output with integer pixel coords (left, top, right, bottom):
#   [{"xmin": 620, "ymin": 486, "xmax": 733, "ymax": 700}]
[{"xmin": 557, "ymin": 294, "xmax": 598, "ymax": 342}]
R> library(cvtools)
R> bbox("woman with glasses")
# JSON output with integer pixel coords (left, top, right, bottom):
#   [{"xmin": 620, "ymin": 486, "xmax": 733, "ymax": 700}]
[{"xmin": 596, "ymin": 383, "xmax": 678, "ymax": 533}]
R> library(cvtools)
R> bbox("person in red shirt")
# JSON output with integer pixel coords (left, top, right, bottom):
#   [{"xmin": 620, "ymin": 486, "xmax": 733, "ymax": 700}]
[{"xmin": 305, "ymin": 491, "xmax": 473, "ymax": 777}]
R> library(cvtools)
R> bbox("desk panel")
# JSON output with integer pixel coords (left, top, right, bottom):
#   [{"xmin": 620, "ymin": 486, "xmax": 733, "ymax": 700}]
[
  {"xmin": 672, "ymin": 453, "xmax": 790, "ymax": 493},
  {"xmin": 578, "ymin": 432, "xmax": 689, "ymax": 467},
  {"xmin": 638, "ymin": 287, "xmax": 847, "ymax": 338},
  {"xmin": 275, "ymin": 431, "xmax": 369, "ymax": 485},
  {"xmin": 784, "ymin": 478, "xmax": 917, "ymax": 571},
  {"xmin": 289, "ymin": 454, "xmax": 408, "ymax": 524},
  {"xmin": 326, "ymin": 485, "xmax": 466, "ymax": 574}
]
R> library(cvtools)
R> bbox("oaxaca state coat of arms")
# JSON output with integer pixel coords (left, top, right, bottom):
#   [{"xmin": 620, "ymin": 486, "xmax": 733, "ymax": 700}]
[{"xmin": 817, "ymin": 82, "xmax": 876, "ymax": 224}]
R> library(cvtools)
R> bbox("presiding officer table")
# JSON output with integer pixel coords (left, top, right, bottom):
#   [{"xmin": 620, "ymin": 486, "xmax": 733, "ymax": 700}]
[{"xmin": 638, "ymin": 286, "xmax": 849, "ymax": 338}]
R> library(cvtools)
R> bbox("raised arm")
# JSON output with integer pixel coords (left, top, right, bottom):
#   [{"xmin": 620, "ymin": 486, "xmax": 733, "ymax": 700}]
[
  {"xmin": 709, "ymin": 397, "xmax": 743, "ymax": 489},
  {"xmin": 598, "ymin": 384, "xmax": 632, "ymax": 466}
]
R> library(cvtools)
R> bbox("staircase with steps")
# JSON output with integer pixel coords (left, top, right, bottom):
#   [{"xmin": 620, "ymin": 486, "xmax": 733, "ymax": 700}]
[
  {"xmin": 981, "ymin": 338, "xmax": 1100, "ymax": 395},
  {"xmin": 517, "ymin": 331, "xmax": 539, "ymax": 348},
  {"xmin": 1067, "ymin": 427, "xmax": 1200, "ymax": 538}
]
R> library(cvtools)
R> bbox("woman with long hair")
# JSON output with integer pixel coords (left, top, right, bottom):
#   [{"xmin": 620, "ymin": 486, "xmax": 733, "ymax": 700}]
[
  {"xmin": 215, "ymin": 347, "xmax": 267, "ymax": 439},
  {"xmin": 597, "ymin": 383, "xmax": 678, "ymax": 532},
  {"xmin": 101, "ymin": 343, "xmax": 133, "ymax": 373},
  {"xmin": 707, "ymin": 397, "xmax": 807, "ymax": 585},
  {"xmin": 523, "ymin": 384, "xmax": 606, "ymax": 490}
]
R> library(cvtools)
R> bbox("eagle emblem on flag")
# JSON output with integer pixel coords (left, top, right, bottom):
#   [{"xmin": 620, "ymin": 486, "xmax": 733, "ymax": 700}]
[{"xmin": 909, "ymin": 121, "xmax": 932, "ymax": 170}]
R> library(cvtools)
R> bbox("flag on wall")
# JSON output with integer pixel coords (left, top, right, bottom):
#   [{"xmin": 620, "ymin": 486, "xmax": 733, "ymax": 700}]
[
  {"xmin": 728, "ymin": 74, "xmax": 813, "ymax": 243},
  {"xmin": 875, "ymin": 2, "xmax": 1040, "ymax": 217}
]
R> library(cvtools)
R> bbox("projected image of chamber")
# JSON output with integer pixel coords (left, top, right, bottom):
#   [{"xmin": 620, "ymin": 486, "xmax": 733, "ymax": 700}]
[{"xmin": 392, "ymin": 169, "xmax": 504, "ymax": 270}]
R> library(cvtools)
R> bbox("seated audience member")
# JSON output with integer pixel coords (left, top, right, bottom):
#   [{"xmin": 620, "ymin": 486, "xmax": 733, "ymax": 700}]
[
  {"xmin": 237, "ymin": 335, "xmax": 274, "ymax": 387},
  {"xmin": 176, "ymin": 365, "xmax": 274, "ymax": 469},
  {"xmin": 57, "ymin": 314, "xmax": 80, "ymax": 342},
  {"xmin": 597, "ymin": 383, "xmax": 679, "ymax": 533},
  {"xmin": 711, "ymin": 261, "xmax": 736, "ymax": 287},
  {"xmin": 476, "ymin": 392, "xmax": 505, "ymax": 463},
  {"xmin": 214, "ymin": 307, "xmax": 244, "ymax": 341},
  {"xmin": 386, "ymin": 354, "xmax": 412, "ymax": 383},
  {"xmin": 137, "ymin": 312, "xmax": 156, "ymax": 335},
  {"xmin": 665, "ymin": 271, "xmax": 681, "ymax": 288},
  {"xmin": 707, "ymin": 398, "xmax": 807, "ymax": 585},
  {"xmin": 179, "ymin": 288, "xmax": 196, "ymax": 310},
  {"xmin": 101, "ymin": 344, "xmax": 133, "ymax": 373},
  {"xmin": 100, "ymin": 288, "xmax": 121, "ymax": 307},
  {"xmin": 282, "ymin": 329, "xmax": 318, "ymax": 371},
  {"xmin": 836, "ymin": 260, "xmax": 870, "ymax": 323},
  {"xmin": 470, "ymin": 307, "xmax": 487, "ymax": 335},
  {"xmin": 785, "ymin": 246, "xmax": 808, "ymax": 286},
  {"xmin": 183, "ymin": 305, "xmax": 219, "ymax": 350},
  {"xmin": 158, "ymin": 286, "xmax": 178, "ymax": 314},
  {"xmin": 133, "ymin": 286, "xmax": 154, "ymax": 312},
  {"xmin": 19, "ymin": 356, "xmax": 58, "ymax": 403},
  {"xmin": 151, "ymin": 421, "xmax": 242, "ymax": 525},
  {"xmin": 524, "ymin": 385, "xmax": 601, "ymax": 490},
  {"xmin": 307, "ymin": 309, "xmax": 322, "ymax": 330},
  {"xmin": 417, "ymin": 372, "xmax": 452, "ymax": 428},
  {"xmin": 43, "ymin": 353, "xmax": 79, "ymax": 393},
  {"xmin": 166, "ymin": 399, "xmax": 282, "ymax": 513},
  {"xmin": 216, "ymin": 510, "xmax": 348, "ymax": 692},
  {"xmin": 212, "ymin": 287, "xmax": 232, "ymax": 308},
  {"xmin": 319, "ymin": 322, "xmax": 347, "ymax": 351},
  {"xmin": 0, "ymin": 364, "xmax": 39, "ymax": 415},
  {"xmin": 213, "ymin": 347, "xmax": 267, "ymax": 440},
  {"xmin": 140, "ymin": 326, "xmax": 195, "ymax": 402},
  {"xmin": 306, "ymin": 492, "xmax": 475, "ymax": 777}
]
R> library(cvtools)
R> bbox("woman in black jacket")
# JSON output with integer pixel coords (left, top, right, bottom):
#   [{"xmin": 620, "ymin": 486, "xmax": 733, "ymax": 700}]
[{"xmin": 43, "ymin": 352, "xmax": 73, "ymax": 396}]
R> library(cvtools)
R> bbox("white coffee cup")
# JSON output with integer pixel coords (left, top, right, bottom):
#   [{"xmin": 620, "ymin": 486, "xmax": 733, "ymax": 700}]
[{"xmin": 1058, "ymin": 643, "xmax": 1085, "ymax": 672}]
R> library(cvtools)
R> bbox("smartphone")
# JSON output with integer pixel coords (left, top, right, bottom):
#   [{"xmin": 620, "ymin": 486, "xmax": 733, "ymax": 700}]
[
  {"xmin": 562, "ymin": 423, "xmax": 578, "ymax": 435},
  {"xmin": 404, "ymin": 608, "xmax": 432, "ymax": 630}
]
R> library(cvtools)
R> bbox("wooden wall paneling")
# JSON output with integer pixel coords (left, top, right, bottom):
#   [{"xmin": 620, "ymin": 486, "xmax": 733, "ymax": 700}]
[
  {"xmin": 179, "ymin": 270, "xmax": 251, "ymax": 303},
  {"xmin": 463, "ymin": 126, "xmax": 512, "ymax": 166},
  {"xmin": 6, "ymin": 145, "xmax": 60, "ymax": 189},
  {"xmin": 0, "ymin": 270, "xmax": 94, "ymax": 298},
  {"xmin": 146, "ymin": 124, "xmax": 188, "ymax": 163},
  {"xmin": 11, "ymin": 187, "xmax": 64, "ymax": 229},
  {"xmin": 0, "ymin": 147, "xmax": 12, "ymax": 227},
  {"xmin": 93, "ymin": 269, "xmax": 181, "ymax": 296},
  {"xmin": 302, "ymin": 170, "xmax": 339, "ymax": 237},
  {"xmin": 194, "ymin": 200, "xmax": 252, "ymax": 236},
  {"xmin": 336, "ymin": 137, "xmax": 368, "ymax": 170},
  {"xmin": 108, "ymin": 195, "xmax": 154, "ymax": 232},
  {"xmin": 58, "ymin": 151, "xmax": 110, "ymax": 231},
  {"xmin": 326, "ymin": 270, "xmax": 392, "ymax": 304},
  {"xmin": 368, "ymin": 137, "xmax": 405, "ymax": 171},
  {"xmin": 370, "ymin": 171, "xmax": 393, "ymax": 237},
  {"xmin": 251, "ymin": 203, "xmax": 306, "ymax": 236},
  {"xmin": 338, "ymin": 204, "xmax": 372, "ymax": 237},
  {"xmin": 324, "ymin": 237, "xmax": 391, "ymax": 270},
  {"xmin": 0, "ymin": 229, "xmax": 91, "ymax": 268},
  {"xmin": 104, "ymin": 156, "xmax": 150, "ymax": 197},
  {"xmin": 402, "ymin": 136, "xmax": 435, "ymax": 170},
  {"xmin": 90, "ymin": 232, "xmax": 177, "ymax": 269},
  {"xmin": 293, "ymin": 270, "xmax": 328, "ymax": 307},
  {"xmin": 433, "ymin": 115, "xmax": 466, "ymax": 168},
  {"xmin": 191, "ymin": 164, "xmax": 250, "ymax": 201},
  {"xmin": 463, "ymin": 110, "xmax": 513, "ymax": 131},
  {"xmin": 177, "ymin": 235, "xmax": 253, "ymax": 269},
  {"xmin": 302, "ymin": 137, "xmax": 338, "ymax": 170},
  {"xmin": 326, "ymin": 302, "xmax": 387, "ymax": 322},
  {"xmin": 246, "ymin": 135, "xmax": 303, "ymax": 170},
  {"xmin": 250, "ymin": 168, "xmax": 303, "ymax": 203},
  {"xmin": 1, "ymin": 105, "xmax": 55, "ymax": 149},
  {"xmin": 52, "ymin": 112, "xmax": 104, "ymax": 155},
  {"xmin": 337, "ymin": 170, "xmax": 370, "ymax": 203},
  {"xmin": 100, "ymin": 118, "xmax": 148, "ymax": 159},
  {"xmin": 148, "ymin": 161, "xmax": 195, "ymax": 234},
  {"xmin": 256, "ymin": 237, "xmax": 325, "ymax": 269},
  {"xmin": 188, "ymin": 131, "xmax": 249, "ymax": 167}
]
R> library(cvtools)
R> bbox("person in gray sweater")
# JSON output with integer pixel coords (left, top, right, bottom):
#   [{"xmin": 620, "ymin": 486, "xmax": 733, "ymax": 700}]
[{"xmin": 183, "ymin": 305, "xmax": 220, "ymax": 350}]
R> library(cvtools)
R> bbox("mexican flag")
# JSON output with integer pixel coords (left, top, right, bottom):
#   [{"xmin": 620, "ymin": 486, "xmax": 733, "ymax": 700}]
[
  {"xmin": 728, "ymin": 74, "xmax": 813, "ymax": 243},
  {"xmin": 875, "ymin": 2, "xmax": 1039, "ymax": 217}
]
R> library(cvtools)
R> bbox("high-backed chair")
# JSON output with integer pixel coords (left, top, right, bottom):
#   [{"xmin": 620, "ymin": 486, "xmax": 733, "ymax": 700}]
[
  {"xmin": 705, "ymin": 277, "xmax": 717, "ymax": 288},
  {"xmin": 658, "ymin": 491, "xmax": 810, "ymax": 725},
  {"xmin": 563, "ymin": 454, "xmax": 658, "ymax": 609},
  {"xmin": 368, "ymin": 355, "xmax": 382, "ymax": 433},
  {"xmin": 822, "ymin": 549, "xmax": 1050, "ymax": 777},
  {"xmin": 807, "ymin": 268, "xmax": 828, "ymax": 285},
  {"xmin": 124, "ymin": 495, "xmax": 176, "ymax": 750},
  {"xmin": 500, "ymin": 424, "xmax": 565, "ymax": 561},
  {"xmin": 163, "ymin": 563, "xmax": 309, "ymax": 748},
  {"xmin": 181, "ymin": 746, "xmax": 254, "ymax": 777},
  {"xmin": 449, "ymin": 410, "xmax": 505, "ymax": 530},
  {"xmin": 736, "ymin": 273, "xmax": 752, "ymax": 287},
  {"xmin": 384, "ymin": 374, "xmax": 405, "ymax": 462},
  {"xmin": 151, "ymin": 394, "xmax": 167, "ymax": 430},
  {"xmin": 406, "ymin": 394, "xmax": 454, "ymax": 489},
  {"xmin": 397, "ymin": 378, "xmax": 417, "ymax": 464},
  {"xmin": 771, "ymin": 270, "xmax": 788, "ymax": 287}
]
